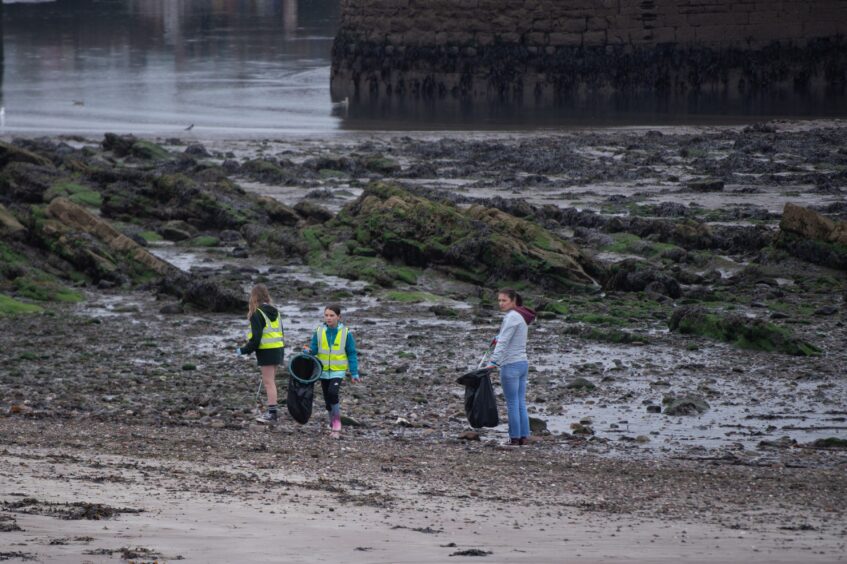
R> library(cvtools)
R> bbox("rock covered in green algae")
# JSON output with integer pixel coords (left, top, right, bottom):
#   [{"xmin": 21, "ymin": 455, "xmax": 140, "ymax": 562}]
[
  {"xmin": 777, "ymin": 203, "xmax": 847, "ymax": 270},
  {"xmin": 316, "ymin": 181, "xmax": 600, "ymax": 292},
  {"xmin": 668, "ymin": 305, "xmax": 820, "ymax": 356}
]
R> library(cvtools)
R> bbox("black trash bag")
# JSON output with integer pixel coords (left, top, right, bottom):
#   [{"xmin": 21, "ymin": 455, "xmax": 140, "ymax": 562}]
[
  {"xmin": 289, "ymin": 352, "xmax": 322, "ymax": 384},
  {"xmin": 287, "ymin": 376, "xmax": 314, "ymax": 424},
  {"xmin": 456, "ymin": 368, "xmax": 499, "ymax": 428}
]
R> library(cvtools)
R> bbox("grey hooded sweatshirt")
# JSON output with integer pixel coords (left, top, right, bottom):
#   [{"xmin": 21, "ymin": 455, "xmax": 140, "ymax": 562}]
[{"xmin": 489, "ymin": 310, "xmax": 528, "ymax": 367}]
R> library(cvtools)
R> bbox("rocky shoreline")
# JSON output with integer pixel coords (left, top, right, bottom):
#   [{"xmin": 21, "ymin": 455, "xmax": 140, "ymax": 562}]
[{"xmin": 1, "ymin": 121, "xmax": 846, "ymax": 561}]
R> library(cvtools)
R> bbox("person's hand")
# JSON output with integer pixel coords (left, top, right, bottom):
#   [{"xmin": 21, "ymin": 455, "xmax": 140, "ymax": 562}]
[
  {"xmin": 350, "ymin": 374, "xmax": 360, "ymax": 383},
  {"xmin": 235, "ymin": 347, "xmax": 242, "ymax": 356},
  {"xmin": 302, "ymin": 346, "xmax": 310, "ymax": 353},
  {"xmin": 484, "ymin": 365, "xmax": 497, "ymax": 371}
]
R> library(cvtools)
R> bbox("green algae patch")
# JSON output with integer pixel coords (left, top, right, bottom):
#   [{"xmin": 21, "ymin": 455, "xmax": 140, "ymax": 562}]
[
  {"xmin": 13, "ymin": 275, "xmax": 83, "ymax": 303},
  {"xmin": 242, "ymin": 159, "xmax": 291, "ymax": 184},
  {"xmin": 45, "ymin": 182, "xmax": 103, "ymax": 208},
  {"xmin": 184, "ymin": 235, "xmax": 220, "ymax": 247},
  {"xmin": 131, "ymin": 140, "xmax": 172, "ymax": 161},
  {"xmin": 669, "ymin": 306, "xmax": 820, "ymax": 356},
  {"xmin": 564, "ymin": 325, "xmax": 650, "ymax": 344},
  {"xmin": 138, "ymin": 231, "xmax": 163, "ymax": 243},
  {"xmin": 316, "ymin": 182, "xmax": 599, "ymax": 293},
  {"xmin": 384, "ymin": 290, "xmax": 441, "ymax": 303},
  {"xmin": 319, "ymin": 168, "xmax": 347, "ymax": 179},
  {"xmin": 811, "ymin": 437, "xmax": 847, "ymax": 449},
  {"xmin": 361, "ymin": 155, "xmax": 400, "ymax": 174},
  {"xmin": 0, "ymin": 294, "xmax": 43, "ymax": 316}
]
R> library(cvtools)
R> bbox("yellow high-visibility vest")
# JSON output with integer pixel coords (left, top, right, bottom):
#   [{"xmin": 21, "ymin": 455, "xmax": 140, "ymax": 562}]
[
  {"xmin": 316, "ymin": 324, "xmax": 349, "ymax": 372},
  {"xmin": 247, "ymin": 308, "xmax": 284, "ymax": 349}
]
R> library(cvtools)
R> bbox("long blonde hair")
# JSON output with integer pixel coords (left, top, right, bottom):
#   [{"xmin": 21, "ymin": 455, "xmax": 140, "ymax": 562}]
[{"xmin": 248, "ymin": 284, "xmax": 272, "ymax": 319}]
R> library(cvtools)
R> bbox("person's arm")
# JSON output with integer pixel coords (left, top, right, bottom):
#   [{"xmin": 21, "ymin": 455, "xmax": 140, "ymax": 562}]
[
  {"xmin": 240, "ymin": 312, "xmax": 264, "ymax": 355},
  {"xmin": 489, "ymin": 313, "xmax": 519, "ymax": 367},
  {"xmin": 346, "ymin": 332, "xmax": 359, "ymax": 380},
  {"xmin": 307, "ymin": 330, "xmax": 318, "ymax": 355}
]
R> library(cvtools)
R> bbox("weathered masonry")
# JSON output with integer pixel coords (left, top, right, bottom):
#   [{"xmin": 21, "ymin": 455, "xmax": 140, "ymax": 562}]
[{"xmin": 330, "ymin": 0, "xmax": 847, "ymax": 104}]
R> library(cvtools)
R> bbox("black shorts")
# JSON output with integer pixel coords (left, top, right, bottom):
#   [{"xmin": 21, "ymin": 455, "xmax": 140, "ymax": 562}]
[{"xmin": 256, "ymin": 347, "xmax": 283, "ymax": 367}]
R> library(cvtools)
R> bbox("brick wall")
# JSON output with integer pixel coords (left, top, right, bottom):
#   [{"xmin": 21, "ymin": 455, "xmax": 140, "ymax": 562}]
[{"xmin": 331, "ymin": 0, "xmax": 847, "ymax": 103}]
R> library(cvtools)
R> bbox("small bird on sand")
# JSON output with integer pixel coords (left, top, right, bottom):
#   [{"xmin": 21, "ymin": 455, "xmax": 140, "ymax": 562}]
[{"xmin": 185, "ymin": 124, "xmax": 194, "ymax": 131}]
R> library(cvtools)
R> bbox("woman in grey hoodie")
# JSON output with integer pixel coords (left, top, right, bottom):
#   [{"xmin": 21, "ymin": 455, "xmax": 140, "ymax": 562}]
[{"xmin": 488, "ymin": 288, "xmax": 536, "ymax": 445}]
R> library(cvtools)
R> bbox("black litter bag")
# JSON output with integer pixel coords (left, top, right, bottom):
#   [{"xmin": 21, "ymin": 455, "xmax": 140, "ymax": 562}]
[
  {"xmin": 456, "ymin": 368, "xmax": 499, "ymax": 428},
  {"xmin": 287, "ymin": 376, "xmax": 314, "ymax": 424}
]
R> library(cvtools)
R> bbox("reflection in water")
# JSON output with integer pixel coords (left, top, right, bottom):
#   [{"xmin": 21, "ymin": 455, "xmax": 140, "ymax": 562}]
[
  {"xmin": 2, "ymin": 0, "xmax": 340, "ymax": 136},
  {"xmin": 339, "ymin": 88, "xmax": 847, "ymax": 131}
]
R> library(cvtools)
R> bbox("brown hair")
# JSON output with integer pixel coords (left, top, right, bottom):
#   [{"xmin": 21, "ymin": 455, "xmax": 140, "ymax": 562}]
[
  {"xmin": 325, "ymin": 305, "xmax": 341, "ymax": 316},
  {"xmin": 498, "ymin": 288, "xmax": 523, "ymax": 306},
  {"xmin": 248, "ymin": 284, "xmax": 272, "ymax": 319}
]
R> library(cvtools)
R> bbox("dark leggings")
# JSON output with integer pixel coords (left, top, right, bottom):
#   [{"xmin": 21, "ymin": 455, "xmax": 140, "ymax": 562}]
[{"xmin": 320, "ymin": 378, "xmax": 342, "ymax": 410}]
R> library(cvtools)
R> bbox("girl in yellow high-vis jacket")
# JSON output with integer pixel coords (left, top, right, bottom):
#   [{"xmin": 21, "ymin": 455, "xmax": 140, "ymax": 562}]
[
  {"xmin": 237, "ymin": 284, "xmax": 285, "ymax": 424},
  {"xmin": 305, "ymin": 305, "xmax": 359, "ymax": 436}
]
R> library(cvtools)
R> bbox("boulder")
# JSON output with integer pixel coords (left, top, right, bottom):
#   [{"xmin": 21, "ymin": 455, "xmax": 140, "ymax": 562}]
[
  {"xmin": 663, "ymin": 394, "xmax": 709, "ymax": 416},
  {"xmin": 160, "ymin": 220, "xmax": 196, "ymax": 242},
  {"xmin": 293, "ymin": 200, "xmax": 334, "ymax": 224},
  {"xmin": 780, "ymin": 203, "xmax": 846, "ymax": 244},
  {"xmin": 0, "ymin": 162, "xmax": 61, "ymax": 203},
  {"xmin": 258, "ymin": 195, "xmax": 300, "ymax": 226},
  {"xmin": 566, "ymin": 377, "xmax": 596, "ymax": 391},
  {"xmin": 329, "ymin": 182, "xmax": 599, "ymax": 291},
  {"xmin": 604, "ymin": 259, "xmax": 681, "ymax": 298},
  {"xmin": 776, "ymin": 203, "xmax": 847, "ymax": 270},
  {"xmin": 0, "ymin": 204, "xmax": 25, "ymax": 238},
  {"xmin": 0, "ymin": 140, "xmax": 54, "ymax": 169},
  {"xmin": 687, "ymin": 178, "xmax": 724, "ymax": 192},
  {"xmin": 46, "ymin": 197, "xmax": 178, "ymax": 278}
]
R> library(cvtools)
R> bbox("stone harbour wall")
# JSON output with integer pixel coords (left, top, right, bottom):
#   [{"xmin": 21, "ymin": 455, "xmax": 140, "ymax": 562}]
[{"xmin": 330, "ymin": 0, "xmax": 847, "ymax": 104}]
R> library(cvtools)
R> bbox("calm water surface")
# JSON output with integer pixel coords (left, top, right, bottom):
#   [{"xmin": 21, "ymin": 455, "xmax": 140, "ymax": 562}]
[
  {"xmin": 1, "ymin": 0, "xmax": 845, "ymax": 137},
  {"xmin": 1, "ymin": 0, "xmax": 341, "ymax": 136}
]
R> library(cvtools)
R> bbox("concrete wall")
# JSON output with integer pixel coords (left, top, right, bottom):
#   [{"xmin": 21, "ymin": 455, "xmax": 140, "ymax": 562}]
[{"xmin": 330, "ymin": 0, "xmax": 847, "ymax": 104}]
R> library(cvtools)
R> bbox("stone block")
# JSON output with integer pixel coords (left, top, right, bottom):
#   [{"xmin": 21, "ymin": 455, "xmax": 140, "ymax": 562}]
[
  {"xmin": 496, "ymin": 32, "xmax": 522, "ymax": 43},
  {"xmin": 644, "ymin": 26, "xmax": 677, "ymax": 43},
  {"xmin": 587, "ymin": 16, "xmax": 610, "ymax": 32},
  {"xmin": 476, "ymin": 32, "xmax": 495, "ymax": 46},
  {"xmin": 686, "ymin": 11, "xmax": 739, "ymax": 27},
  {"xmin": 548, "ymin": 32, "xmax": 583, "ymax": 46},
  {"xmin": 583, "ymin": 30, "xmax": 607, "ymax": 46},
  {"xmin": 404, "ymin": 30, "xmax": 436, "ymax": 46},
  {"xmin": 555, "ymin": 16, "xmax": 588, "ymax": 33},
  {"xmin": 526, "ymin": 31, "xmax": 548, "ymax": 45}
]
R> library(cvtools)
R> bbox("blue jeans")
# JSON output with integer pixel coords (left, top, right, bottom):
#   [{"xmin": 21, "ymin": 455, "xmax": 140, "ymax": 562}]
[{"xmin": 500, "ymin": 361, "xmax": 529, "ymax": 439}]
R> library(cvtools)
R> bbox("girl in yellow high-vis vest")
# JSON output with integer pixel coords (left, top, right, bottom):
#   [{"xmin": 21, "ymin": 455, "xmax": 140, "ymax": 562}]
[
  {"xmin": 305, "ymin": 304, "xmax": 359, "ymax": 436},
  {"xmin": 237, "ymin": 284, "xmax": 285, "ymax": 424}
]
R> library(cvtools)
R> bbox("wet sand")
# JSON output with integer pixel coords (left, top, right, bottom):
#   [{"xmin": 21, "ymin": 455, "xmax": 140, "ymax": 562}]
[{"xmin": 2, "ymin": 421, "xmax": 845, "ymax": 564}]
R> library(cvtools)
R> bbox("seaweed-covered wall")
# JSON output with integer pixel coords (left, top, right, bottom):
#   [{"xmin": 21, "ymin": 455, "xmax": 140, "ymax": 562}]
[{"xmin": 330, "ymin": 0, "xmax": 847, "ymax": 104}]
